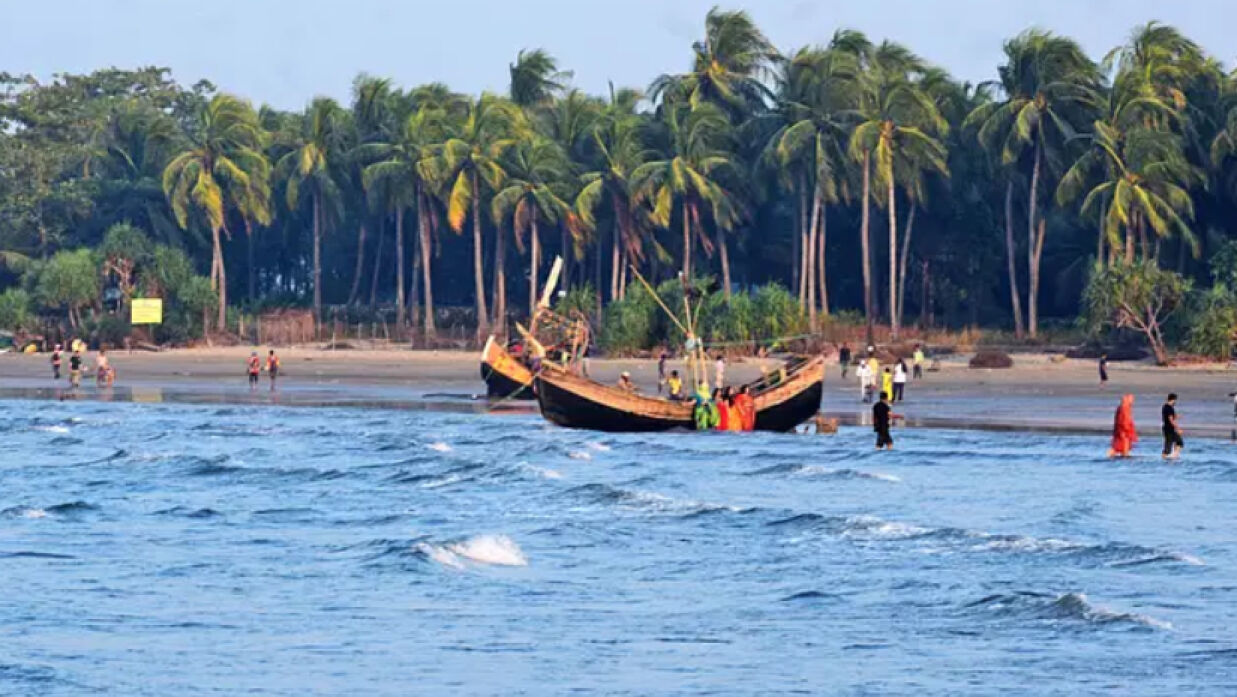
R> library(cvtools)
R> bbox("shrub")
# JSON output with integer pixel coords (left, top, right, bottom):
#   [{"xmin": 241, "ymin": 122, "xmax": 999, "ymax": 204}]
[
  {"xmin": 599, "ymin": 283, "xmax": 657, "ymax": 354},
  {"xmin": 969, "ymin": 350, "xmax": 1013, "ymax": 368},
  {"xmin": 1184, "ymin": 285, "xmax": 1237, "ymax": 359},
  {"xmin": 0, "ymin": 288, "xmax": 32, "ymax": 331}
]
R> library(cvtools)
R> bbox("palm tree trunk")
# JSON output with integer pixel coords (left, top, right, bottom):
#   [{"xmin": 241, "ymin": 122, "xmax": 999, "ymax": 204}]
[
  {"xmin": 860, "ymin": 152, "xmax": 874, "ymax": 346},
  {"xmin": 806, "ymin": 184, "xmax": 821, "ymax": 329},
  {"xmin": 530, "ymin": 215, "xmax": 540, "ymax": 316},
  {"xmin": 1004, "ymin": 180, "xmax": 1025, "ymax": 338},
  {"xmin": 312, "ymin": 195, "xmax": 322, "ymax": 334},
  {"xmin": 409, "ymin": 221, "xmax": 421, "ymax": 335},
  {"xmin": 560, "ymin": 224, "xmax": 571, "ymax": 291},
  {"xmin": 494, "ymin": 217, "xmax": 507, "ymax": 337},
  {"xmin": 472, "ymin": 171, "xmax": 489, "ymax": 340},
  {"xmin": 887, "ymin": 172, "xmax": 899, "ymax": 341},
  {"xmin": 1031, "ymin": 216, "xmax": 1046, "ymax": 335},
  {"xmin": 395, "ymin": 208, "xmax": 406, "ymax": 329},
  {"xmin": 681, "ymin": 200, "xmax": 692, "ymax": 280},
  {"xmin": 610, "ymin": 196, "xmax": 621, "ymax": 302},
  {"xmin": 369, "ymin": 217, "xmax": 384, "ymax": 307},
  {"xmin": 246, "ymin": 219, "xmax": 257, "ymax": 302},
  {"xmin": 817, "ymin": 200, "xmax": 828, "ymax": 317},
  {"xmin": 347, "ymin": 223, "xmax": 366, "ymax": 306},
  {"xmin": 213, "ymin": 225, "xmax": 227, "ymax": 332},
  {"xmin": 419, "ymin": 190, "xmax": 436, "ymax": 341},
  {"xmin": 718, "ymin": 226, "xmax": 732, "ymax": 302},
  {"xmin": 797, "ymin": 174, "xmax": 807, "ymax": 307},
  {"xmin": 1026, "ymin": 134, "xmax": 1042, "ymax": 339},
  {"xmin": 897, "ymin": 202, "xmax": 916, "ymax": 328}
]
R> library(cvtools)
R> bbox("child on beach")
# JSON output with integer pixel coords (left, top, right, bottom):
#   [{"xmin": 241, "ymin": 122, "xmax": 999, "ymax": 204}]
[
  {"xmin": 247, "ymin": 351, "xmax": 261, "ymax": 389},
  {"xmin": 266, "ymin": 350, "xmax": 280, "ymax": 390},
  {"xmin": 50, "ymin": 345, "xmax": 62, "ymax": 380},
  {"xmin": 856, "ymin": 361, "xmax": 873, "ymax": 403}
]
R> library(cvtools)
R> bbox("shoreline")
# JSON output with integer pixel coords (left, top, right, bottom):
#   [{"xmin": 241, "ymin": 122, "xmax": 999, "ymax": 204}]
[{"xmin": 3, "ymin": 346, "xmax": 1235, "ymax": 442}]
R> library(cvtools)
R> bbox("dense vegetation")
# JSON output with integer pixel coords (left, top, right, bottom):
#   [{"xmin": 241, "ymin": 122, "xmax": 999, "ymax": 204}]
[{"xmin": 3, "ymin": 10, "xmax": 1237, "ymax": 358}]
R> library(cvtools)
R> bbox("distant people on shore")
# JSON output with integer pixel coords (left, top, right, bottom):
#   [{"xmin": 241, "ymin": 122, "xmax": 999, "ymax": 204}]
[
  {"xmin": 1162, "ymin": 393, "xmax": 1183, "ymax": 460},
  {"xmin": 617, "ymin": 371, "xmax": 636, "ymax": 393},
  {"xmin": 1099, "ymin": 353, "xmax": 1109, "ymax": 386},
  {"xmin": 266, "ymin": 350, "xmax": 280, "ymax": 390},
  {"xmin": 912, "ymin": 344, "xmax": 925, "ymax": 380},
  {"xmin": 1109, "ymin": 393, "xmax": 1137, "ymax": 458},
  {"xmin": 856, "ymin": 360, "xmax": 873, "ymax": 403},
  {"xmin": 69, "ymin": 349, "xmax": 83, "ymax": 388},
  {"xmin": 714, "ymin": 355, "xmax": 726, "ymax": 389},
  {"xmin": 881, "ymin": 367, "xmax": 894, "ymax": 404},
  {"xmin": 247, "ymin": 351, "xmax": 261, "ymax": 389},
  {"xmin": 893, "ymin": 361, "xmax": 908, "ymax": 402},
  {"xmin": 657, "ymin": 351, "xmax": 668, "ymax": 394},
  {"xmin": 667, "ymin": 370, "xmax": 683, "ymax": 400},
  {"xmin": 95, "ymin": 349, "xmax": 114, "ymax": 387},
  {"xmin": 838, "ymin": 343, "xmax": 852, "ymax": 379},
  {"xmin": 50, "ymin": 344, "xmax": 62, "ymax": 380}
]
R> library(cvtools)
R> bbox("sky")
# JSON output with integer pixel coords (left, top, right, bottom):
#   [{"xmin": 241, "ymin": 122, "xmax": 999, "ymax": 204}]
[{"xmin": 1, "ymin": 0, "xmax": 1234, "ymax": 110}]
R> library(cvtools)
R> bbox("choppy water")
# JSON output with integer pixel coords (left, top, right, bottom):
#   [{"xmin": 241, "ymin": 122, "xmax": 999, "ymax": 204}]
[{"xmin": 2, "ymin": 398, "xmax": 1235, "ymax": 696}]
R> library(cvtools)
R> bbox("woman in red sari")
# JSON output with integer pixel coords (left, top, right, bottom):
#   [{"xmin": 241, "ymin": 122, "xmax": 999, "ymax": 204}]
[
  {"xmin": 1109, "ymin": 393, "xmax": 1138, "ymax": 458},
  {"xmin": 732, "ymin": 385, "xmax": 756, "ymax": 431}
]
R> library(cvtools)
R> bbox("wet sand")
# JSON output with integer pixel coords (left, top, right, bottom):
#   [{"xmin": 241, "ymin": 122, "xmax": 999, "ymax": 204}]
[{"xmin": 2, "ymin": 347, "xmax": 1235, "ymax": 440}]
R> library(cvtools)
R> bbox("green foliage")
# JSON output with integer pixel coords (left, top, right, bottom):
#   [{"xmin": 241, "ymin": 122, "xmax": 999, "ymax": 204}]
[
  {"xmin": 1184, "ymin": 285, "xmax": 1237, "ymax": 358},
  {"xmin": 1083, "ymin": 262, "xmax": 1189, "ymax": 363},
  {"xmin": 34, "ymin": 249, "xmax": 100, "ymax": 315},
  {"xmin": 1210, "ymin": 240, "xmax": 1237, "ymax": 290},
  {"xmin": 0, "ymin": 288, "xmax": 32, "ymax": 331},
  {"xmin": 554, "ymin": 283, "xmax": 598, "ymax": 320},
  {"xmin": 599, "ymin": 283, "xmax": 657, "ymax": 353},
  {"xmin": 753, "ymin": 283, "xmax": 808, "ymax": 340}
]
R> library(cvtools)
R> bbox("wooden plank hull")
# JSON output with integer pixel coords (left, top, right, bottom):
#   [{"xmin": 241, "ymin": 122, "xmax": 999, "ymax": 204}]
[
  {"xmin": 479, "ymin": 335, "xmax": 536, "ymax": 400},
  {"xmin": 535, "ymin": 356, "xmax": 825, "ymax": 433}
]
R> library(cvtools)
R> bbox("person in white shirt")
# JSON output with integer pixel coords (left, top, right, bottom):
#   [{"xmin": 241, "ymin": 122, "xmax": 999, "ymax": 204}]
[
  {"xmin": 893, "ymin": 360, "xmax": 908, "ymax": 402},
  {"xmin": 856, "ymin": 362, "xmax": 873, "ymax": 403},
  {"xmin": 714, "ymin": 355, "xmax": 726, "ymax": 389}
]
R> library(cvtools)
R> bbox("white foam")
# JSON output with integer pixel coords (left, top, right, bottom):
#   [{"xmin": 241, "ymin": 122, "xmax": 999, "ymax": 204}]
[
  {"xmin": 587, "ymin": 442, "xmax": 611, "ymax": 452},
  {"xmin": 421, "ymin": 473, "xmax": 462, "ymax": 489},
  {"xmin": 35, "ymin": 425, "xmax": 71, "ymax": 434},
  {"xmin": 1175, "ymin": 553, "xmax": 1206, "ymax": 566},
  {"xmin": 426, "ymin": 441, "xmax": 452, "ymax": 453},
  {"xmin": 22, "ymin": 508, "xmax": 47, "ymax": 519},
  {"xmin": 449, "ymin": 535, "xmax": 528, "ymax": 566},
  {"xmin": 843, "ymin": 515, "xmax": 931, "ymax": 540},
  {"xmin": 524, "ymin": 465, "xmax": 563, "ymax": 480},
  {"xmin": 568, "ymin": 450, "xmax": 592, "ymax": 461},
  {"xmin": 867, "ymin": 472, "xmax": 903, "ymax": 482},
  {"xmin": 973, "ymin": 536, "xmax": 1081, "ymax": 553}
]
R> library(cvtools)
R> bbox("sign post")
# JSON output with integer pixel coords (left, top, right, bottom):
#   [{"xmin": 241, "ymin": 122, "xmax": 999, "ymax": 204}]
[{"xmin": 130, "ymin": 298, "xmax": 163, "ymax": 326}]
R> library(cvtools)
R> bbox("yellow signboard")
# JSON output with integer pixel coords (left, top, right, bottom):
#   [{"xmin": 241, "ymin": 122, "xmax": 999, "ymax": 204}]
[{"xmin": 131, "ymin": 298, "xmax": 163, "ymax": 325}]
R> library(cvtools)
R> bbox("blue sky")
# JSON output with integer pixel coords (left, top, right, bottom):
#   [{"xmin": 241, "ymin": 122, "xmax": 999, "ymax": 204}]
[{"xmin": 1, "ymin": 0, "xmax": 1232, "ymax": 110}]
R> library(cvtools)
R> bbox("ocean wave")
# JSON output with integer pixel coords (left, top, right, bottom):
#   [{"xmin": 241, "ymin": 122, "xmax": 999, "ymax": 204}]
[
  {"xmin": 426, "ymin": 441, "xmax": 452, "ymax": 453},
  {"xmin": 416, "ymin": 534, "xmax": 528, "ymax": 569},
  {"xmin": 748, "ymin": 462, "xmax": 901, "ymax": 482},
  {"xmin": 183, "ymin": 455, "xmax": 242, "ymax": 476},
  {"xmin": 0, "ymin": 551, "xmax": 76, "ymax": 559},
  {"xmin": 563, "ymin": 482, "xmax": 750, "ymax": 517},
  {"xmin": 966, "ymin": 591, "xmax": 1172, "ymax": 631},
  {"xmin": 567, "ymin": 450, "xmax": 592, "ymax": 460},
  {"xmin": 2, "ymin": 506, "xmax": 47, "ymax": 519},
  {"xmin": 154, "ymin": 506, "xmax": 222, "ymax": 519},
  {"xmin": 33, "ymin": 425, "xmax": 71, "ymax": 434},
  {"xmin": 520, "ymin": 464, "xmax": 563, "ymax": 480},
  {"xmin": 780, "ymin": 590, "xmax": 845, "ymax": 603}
]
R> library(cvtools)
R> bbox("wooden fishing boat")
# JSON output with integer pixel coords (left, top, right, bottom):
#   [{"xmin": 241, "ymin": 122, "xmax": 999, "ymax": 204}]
[
  {"xmin": 480, "ymin": 335, "xmax": 536, "ymax": 400},
  {"xmin": 535, "ymin": 355, "xmax": 826, "ymax": 433}
]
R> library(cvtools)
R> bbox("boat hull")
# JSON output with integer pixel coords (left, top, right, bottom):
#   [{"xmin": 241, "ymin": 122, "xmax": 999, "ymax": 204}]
[
  {"xmin": 479, "ymin": 336, "xmax": 536, "ymax": 400},
  {"xmin": 535, "ymin": 356, "xmax": 825, "ymax": 433}
]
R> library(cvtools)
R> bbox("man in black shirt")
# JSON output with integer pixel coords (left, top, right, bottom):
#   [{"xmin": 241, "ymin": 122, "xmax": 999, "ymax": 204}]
[
  {"xmin": 68, "ymin": 350, "xmax": 83, "ymax": 389},
  {"xmin": 1162, "ymin": 393, "xmax": 1183, "ymax": 460},
  {"xmin": 873, "ymin": 391, "xmax": 900, "ymax": 450},
  {"xmin": 838, "ymin": 343, "xmax": 852, "ymax": 379}
]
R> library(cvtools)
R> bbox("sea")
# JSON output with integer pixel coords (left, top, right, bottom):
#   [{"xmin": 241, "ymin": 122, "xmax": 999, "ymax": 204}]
[{"xmin": 1, "ymin": 397, "xmax": 1235, "ymax": 696}]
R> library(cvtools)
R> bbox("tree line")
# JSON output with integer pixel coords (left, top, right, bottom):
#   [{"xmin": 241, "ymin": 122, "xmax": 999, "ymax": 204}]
[{"xmin": 3, "ymin": 10, "xmax": 1237, "ymax": 356}]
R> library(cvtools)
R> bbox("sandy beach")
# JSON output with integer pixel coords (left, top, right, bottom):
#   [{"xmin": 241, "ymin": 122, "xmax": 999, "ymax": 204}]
[{"xmin": 2, "ymin": 346, "xmax": 1236, "ymax": 440}]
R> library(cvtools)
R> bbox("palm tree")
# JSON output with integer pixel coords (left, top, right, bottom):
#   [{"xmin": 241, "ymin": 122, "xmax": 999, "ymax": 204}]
[
  {"xmin": 276, "ymin": 97, "xmax": 348, "ymax": 327},
  {"xmin": 964, "ymin": 29, "xmax": 1100, "ymax": 338},
  {"xmin": 649, "ymin": 7, "xmax": 778, "ymax": 115},
  {"xmin": 1057, "ymin": 122, "xmax": 1201, "ymax": 264},
  {"xmin": 492, "ymin": 136, "xmax": 573, "ymax": 318},
  {"xmin": 433, "ymin": 94, "xmax": 519, "ymax": 339},
  {"xmin": 768, "ymin": 45, "xmax": 856, "ymax": 326},
  {"xmin": 346, "ymin": 75, "xmax": 395, "ymax": 307},
  {"xmin": 162, "ymin": 94, "xmax": 266, "ymax": 330},
  {"xmin": 509, "ymin": 49, "xmax": 572, "ymax": 109},
  {"xmin": 576, "ymin": 85, "xmax": 648, "ymax": 301},
  {"xmin": 848, "ymin": 41, "xmax": 949, "ymax": 341},
  {"xmin": 633, "ymin": 102, "xmax": 742, "ymax": 291}
]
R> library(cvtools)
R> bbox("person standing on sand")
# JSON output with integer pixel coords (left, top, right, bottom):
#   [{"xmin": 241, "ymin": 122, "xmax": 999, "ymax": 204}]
[
  {"xmin": 657, "ymin": 351, "xmax": 668, "ymax": 394},
  {"xmin": 1099, "ymin": 353, "xmax": 1109, "ymax": 386},
  {"xmin": 50, "ymin": 345, "xmax": 62, "ymax": 380},
  {"xmin": 1108, "ymin": 394, "xmax": 1137, "ymax": 458},
  {"xmin": 95, "ymin": 349, "xmax": 114, "ymax": 387},
  {"xmin": 856, "ymin": 360, "xmax": 873, "ymax": 403},
  {"xmin": 266, "ymin": 350, "xmax": 280, "ymax": 390},
  {"xmin": 667, "ymin": 370, "xmax": 684, "ymax": 400},
  {"xmin": 715, "ymin": 355, "xmax": 726, "ymax": 389},
  {"xmin": 68, "ymin": 349, "xmax": 83, "ymax": 389},
  {"xmin": 1161, "ymin": 393, "xmax": 1183, "ymax": 460},
  {"xmin": 881, "ymin": 367, "xmax": 894, "ymax": 405},
  {"xmin": 912, "ymin": 344, "xmax": 925, "ymax": 380},
  {"xmin": 838, "ymin": 343, "xmax": 852, "ymax": 379},
  {"xmin": 893, "ymin": 361, "xmax": 908, "ymax": 402},
  {"xmin": 247, "ymin": 351, "xmax": 261, "ymax": 390},
  {"xmin": 873, "ymin": 391, "xmax": 902, "ymax": 450}
]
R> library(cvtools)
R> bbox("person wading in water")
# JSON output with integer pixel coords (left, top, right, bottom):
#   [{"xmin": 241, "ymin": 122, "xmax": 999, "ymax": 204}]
[{"xmin": 873, "ymin": 391, "xmax": 902, "ymax": 450}]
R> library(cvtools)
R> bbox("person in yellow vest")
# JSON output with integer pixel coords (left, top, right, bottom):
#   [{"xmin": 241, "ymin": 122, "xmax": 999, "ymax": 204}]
[
  {"xmin": 667, "ymin": 370, "xmax": 684, "ymax": 400},
  {"xmin": 881, "ymin": 367, "xmax": 894, "ymax": 404},
  {"xmin": 912, "ymin": 344, "xmax": 926, "ymax": 380}
]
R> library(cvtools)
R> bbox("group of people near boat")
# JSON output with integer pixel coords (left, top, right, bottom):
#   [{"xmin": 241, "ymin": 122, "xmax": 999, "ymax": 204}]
[{"xmin": 691, "ymin": 383, "xmax": 756, "ymax": 432}]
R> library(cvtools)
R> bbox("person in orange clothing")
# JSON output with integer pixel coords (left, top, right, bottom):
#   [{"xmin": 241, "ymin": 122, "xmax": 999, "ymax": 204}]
[
  {"xmin": 714, "ymin": 388, "xmax": 731, "ymax": 431},
  {"xmin": 726, "ymin": 388, "xmax": 744, "ymax": 432},
  {"xmin": 732, "ymin": 385, "xmax": 756, "ymax": 431},
  {"xmin": 1108, "ymin": 393, "xmax": 1138, "ymax": 458}
]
